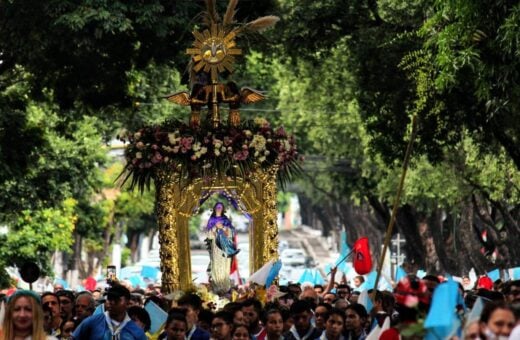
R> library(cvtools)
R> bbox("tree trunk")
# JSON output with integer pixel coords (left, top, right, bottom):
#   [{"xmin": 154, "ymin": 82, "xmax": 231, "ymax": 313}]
[
  {"xmin": 428, "ymin": 208, "xmax": 460, "ymax": 274},
  {"xmin": 395, "ymin": 205, "xmax": 426, "ymax": 269},
  {"xmin": 457, "ymin": 198, "xmax": 492, "ymax": 274}
]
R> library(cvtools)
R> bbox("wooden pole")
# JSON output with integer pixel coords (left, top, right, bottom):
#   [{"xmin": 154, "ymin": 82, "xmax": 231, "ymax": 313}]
[{"xmin": 373, "ymin": 115, "xmax": 418, "ymax": 292}]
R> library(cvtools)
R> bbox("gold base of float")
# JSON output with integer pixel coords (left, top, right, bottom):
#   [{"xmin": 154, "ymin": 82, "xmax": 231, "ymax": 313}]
[{"xmin": 155, "ymin": 167, "xmax": 279, "ymax": 293}]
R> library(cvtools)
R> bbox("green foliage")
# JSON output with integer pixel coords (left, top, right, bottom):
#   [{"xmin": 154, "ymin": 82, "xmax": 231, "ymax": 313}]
[
  {"xmin": 411, "ymin": 0, "xmax": 520, "ymax": 167},
  {"xmin": 0, "ymin": 198, "xmax": 77, "ymax": 284},
  {"xmin": 277, "ymin": 192, "xmax": 293, "ymax": 214}
]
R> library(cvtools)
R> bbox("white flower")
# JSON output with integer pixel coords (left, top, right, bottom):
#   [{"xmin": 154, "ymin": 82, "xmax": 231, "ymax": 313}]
[
  {"xmin": 258, "ymin": 156, "xmax": 266, "ymax": 163},
  {"xmin": 264, "ymin": 150, "xmax": 270, "ymax": 156},
  {"xmin": 215, "ymin": 150, "xmax": 221, "ymax": 156},
  {"xmin": 200, "ymin": 147, "xmax": 208, "ymax": 154},
  {"xmin": 168, "ymin": 133, "xmax": 180, "ymax": 144},
  {"xmin": 250, "ymin": 135, "xmax": 267, "ymax": 151},
  {"xmin": 136, "ymin": 152, "xmax": 143, "ymax": 159},
  {"xmin": 193, "ymin": 142, "xmax": 201, "ymax": 152},
  {"xmin": 134, "ymin": 132, "xmax": 142, "ymax": 140}
]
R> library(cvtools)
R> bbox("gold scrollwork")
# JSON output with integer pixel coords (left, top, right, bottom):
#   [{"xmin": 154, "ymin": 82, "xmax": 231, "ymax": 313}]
[{"xmin": 155, "ymin": 167, "xmax": 279, "ymax": 293}]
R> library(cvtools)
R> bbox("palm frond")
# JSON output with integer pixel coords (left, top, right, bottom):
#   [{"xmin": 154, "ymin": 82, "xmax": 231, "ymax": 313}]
[
  {"xmin": 243, "ymin": 16, "xmax": 280, "ymax": 33},
  {"xmin": 204, "ymin": 0, "xmax": 220, "ymax": 25},
  {"xmin": 223, "ymin": 0, "xmax": 238, "ymax": 27}
]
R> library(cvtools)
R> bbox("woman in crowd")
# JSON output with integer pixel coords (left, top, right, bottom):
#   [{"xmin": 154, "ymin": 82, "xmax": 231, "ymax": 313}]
[
  {"xmin": 343, "ymin": 304, "xmax": 368, "ymax": 340},
  {"xmin": 59, "ymin": 320, "xmax": 75, "ymax": 340},
  {"xmin": 263, "ymin": 309, "xmax": 284, "ymax": 340},
  {"xmin": 321, "ymin": 308, "xmax": 346, "ymax": 340},
  {"xmin": 1, "ymin": 290, "xmax": 55, "ymax": 340},
  {"xmin": 479, "ymin": 301, "xmax": 515, "ymax": 339},
  {"xmin": 314, "ymin": 303, "xmax": 331, "ymax": 332},
  {"xmin": 231, "ymin": 324, "xmax": 250, "ymax": 340}
]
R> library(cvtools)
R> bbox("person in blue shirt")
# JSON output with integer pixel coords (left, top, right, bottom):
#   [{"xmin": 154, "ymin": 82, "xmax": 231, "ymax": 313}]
[{"xmin": 72, "ymin": 284, "xmax": 146, "ymax": 340}]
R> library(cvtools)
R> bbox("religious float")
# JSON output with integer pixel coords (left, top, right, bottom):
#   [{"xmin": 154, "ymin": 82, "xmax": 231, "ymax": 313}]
[{"xmin": 119, "ymin": 0, "xmax": 300, "ymax": 293}]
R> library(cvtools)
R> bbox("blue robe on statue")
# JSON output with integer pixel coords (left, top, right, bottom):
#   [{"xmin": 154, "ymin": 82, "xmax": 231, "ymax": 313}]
[{"xmin": 206, "ymin": 216, "xmax": 240, "ymax": 257}]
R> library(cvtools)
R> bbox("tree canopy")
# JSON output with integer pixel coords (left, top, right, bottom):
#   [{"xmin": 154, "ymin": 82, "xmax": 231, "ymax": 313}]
[{"xmin": 0, "ymin": 0, "xmax": 519, "ymax": 285}]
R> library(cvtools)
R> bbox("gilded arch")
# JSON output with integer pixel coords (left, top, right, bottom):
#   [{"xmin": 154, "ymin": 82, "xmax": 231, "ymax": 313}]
[{"xmin": 155, "ymin": 166, "xmax": 279, "ymax": 292}]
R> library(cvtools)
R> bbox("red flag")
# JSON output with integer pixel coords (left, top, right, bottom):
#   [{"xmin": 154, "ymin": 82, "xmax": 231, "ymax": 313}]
[{"xmin": 353, "ymin": 237, "xmax": 372, "ymax": 275}]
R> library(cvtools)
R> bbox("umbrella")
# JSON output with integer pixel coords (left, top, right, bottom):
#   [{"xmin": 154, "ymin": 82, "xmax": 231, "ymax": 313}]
[{"xmin": 248, "ymin": 260, "xmax": 282, "ymax": 287}]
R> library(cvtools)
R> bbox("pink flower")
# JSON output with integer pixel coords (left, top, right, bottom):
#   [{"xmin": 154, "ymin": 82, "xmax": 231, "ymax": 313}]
[
  {"xmin": 275, "ymin": 127, "xmax": 287, "ymax": 138},
  {"xmin": 151, "ymin": 152, "xmax": 163, "ymax": 164},
  {"xmin": 233, "ymin": 150, "xmax": 249, "ymax": 160}
]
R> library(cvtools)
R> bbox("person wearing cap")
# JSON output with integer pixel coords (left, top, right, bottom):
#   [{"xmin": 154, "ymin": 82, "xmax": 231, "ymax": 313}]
[{"xmin": 72, "ymin": 284, "xmax": 146, "ymax": 340}]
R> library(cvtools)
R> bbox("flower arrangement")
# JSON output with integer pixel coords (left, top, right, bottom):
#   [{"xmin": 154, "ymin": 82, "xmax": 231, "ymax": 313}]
[{"xmin": 118, "ymin": 118, "xmax": 301, "ymax": 190}]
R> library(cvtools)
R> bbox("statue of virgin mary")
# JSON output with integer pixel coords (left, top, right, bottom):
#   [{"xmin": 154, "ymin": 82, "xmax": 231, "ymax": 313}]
[{"xmin": 205, "ymin": 202, "xmax": 240, "ymax": 291}]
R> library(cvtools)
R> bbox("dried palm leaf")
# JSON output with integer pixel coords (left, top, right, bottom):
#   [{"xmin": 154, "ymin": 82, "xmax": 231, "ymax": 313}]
[
  {"xmin": 204, "ymin": 0, "xmax": 220, "ymax": 25},
  {"xmin": 223, "ymin": 0, "xmax": 239, "ymax": 26},
  {"xmin": 243, "ymin": 15, "xmax": 280, "ymax": 32}
]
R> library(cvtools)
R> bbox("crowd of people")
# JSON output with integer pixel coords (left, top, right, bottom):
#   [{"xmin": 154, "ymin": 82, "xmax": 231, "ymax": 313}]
[{"xmin": 0, "ymin": 269, "xmax": 519, "ymax": 340}]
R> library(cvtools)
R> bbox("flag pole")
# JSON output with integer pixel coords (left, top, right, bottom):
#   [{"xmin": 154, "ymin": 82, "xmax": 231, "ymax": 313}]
[
  {"xmin": 373, "ymin": 115, "xmax": 418, "ymax": 293},
  {"xmin": 327, "ymin": 249, "xmax": 355, "ymax": 275}
]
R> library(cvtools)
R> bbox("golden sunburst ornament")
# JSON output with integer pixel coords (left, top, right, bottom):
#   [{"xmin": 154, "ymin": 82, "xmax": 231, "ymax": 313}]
[{"xmin": 187, "ymin": 23, "xmax": 242, "ymax": 82}]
